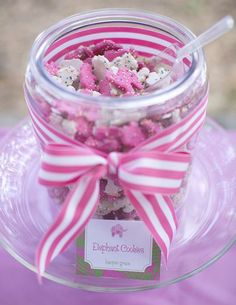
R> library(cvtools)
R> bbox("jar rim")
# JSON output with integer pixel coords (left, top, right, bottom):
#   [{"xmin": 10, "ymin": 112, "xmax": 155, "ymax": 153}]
[{"xmin": 29, "ymin": 8, "xmax": 206, "ymax": 109}]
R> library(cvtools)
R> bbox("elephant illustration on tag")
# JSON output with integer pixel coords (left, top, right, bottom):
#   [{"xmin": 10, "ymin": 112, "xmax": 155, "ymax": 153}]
[{"xmin": 111, "ymin": 224, "xmax": 127, "ymax": 238}]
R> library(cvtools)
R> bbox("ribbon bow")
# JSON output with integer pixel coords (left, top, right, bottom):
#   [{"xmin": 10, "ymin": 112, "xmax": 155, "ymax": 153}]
[
  {"xmin": 36, "ymin": 143, "xmax": 190, "ymax": 275},
  {"xmin": 28, "ymin": 95, "xmax": 208, "ymax": 276}
]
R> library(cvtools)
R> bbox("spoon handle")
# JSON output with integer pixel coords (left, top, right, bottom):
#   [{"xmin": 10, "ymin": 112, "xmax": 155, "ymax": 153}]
[{"xmin": 177, "ymin": 15, "xmax": 234, "ymax": 60}]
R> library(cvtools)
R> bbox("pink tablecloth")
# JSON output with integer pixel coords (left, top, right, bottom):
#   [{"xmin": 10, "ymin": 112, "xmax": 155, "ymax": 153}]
[{"xmin": 0, "ymin": 128, "xmax": 235, "ymax": 305}]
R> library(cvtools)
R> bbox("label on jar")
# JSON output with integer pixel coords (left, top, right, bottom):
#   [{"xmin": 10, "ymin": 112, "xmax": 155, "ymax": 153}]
[{"xmin": 76, "ymin": 219, "xmax": 161, "ymax": 280}]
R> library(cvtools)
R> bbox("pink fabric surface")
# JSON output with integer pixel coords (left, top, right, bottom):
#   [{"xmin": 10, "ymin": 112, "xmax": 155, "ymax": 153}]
[
  {"xmin": 0, "ymin": 129, "xmax": 8, "ymax": 139},
  {"xmin": 0, "ymin": 246, "xmax": 235, "ymax": 305},
  {"xmin": 0, "ymin": 128, "xmax": 235, "ymax": 305}
]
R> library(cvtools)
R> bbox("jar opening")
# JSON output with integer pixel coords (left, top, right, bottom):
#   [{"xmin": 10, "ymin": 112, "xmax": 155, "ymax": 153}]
[{"xmin": 30, "ymin": 9, "xmax": 205, "ymax": 109}]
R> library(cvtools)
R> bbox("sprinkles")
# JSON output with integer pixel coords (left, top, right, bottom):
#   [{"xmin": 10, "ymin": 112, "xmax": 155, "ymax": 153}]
[
  {"xmin": 42, "ymin": 39, "xmax": 192, "ymax": 219},
  {"xmin": 47, "ymin": 39, "xmax": 171, "ymax": 97}
]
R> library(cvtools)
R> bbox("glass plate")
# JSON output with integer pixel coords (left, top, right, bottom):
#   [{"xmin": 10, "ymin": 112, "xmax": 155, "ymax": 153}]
[{"xmin": 0, "ymin": 119, "xmax": 236, "ymax": 292}]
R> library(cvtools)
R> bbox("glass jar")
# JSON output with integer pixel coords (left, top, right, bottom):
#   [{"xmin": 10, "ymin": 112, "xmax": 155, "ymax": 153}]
[{"xmin": 24, "ymin": 9, "xmax": 208, "ymax": 227}]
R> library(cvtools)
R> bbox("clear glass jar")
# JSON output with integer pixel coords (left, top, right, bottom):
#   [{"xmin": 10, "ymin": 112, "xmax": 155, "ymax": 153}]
[{"xmin": 24, "ymin": 9, "xmax": 208, "ymax": 220}]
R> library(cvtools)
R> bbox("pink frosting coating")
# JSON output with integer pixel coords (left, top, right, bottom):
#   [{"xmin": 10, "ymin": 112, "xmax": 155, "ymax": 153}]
[
  {"xmin": 79, "ymin": 63, "xmax": 97, "ymax": 91},
  {"xmin": 74, "ymin": 116, "xmax": 93, "ymax": 142},
  {"xmin": 55, "ymin": 100, "xmax": 80, "ymax": 119},
  {"xmin": 65, "ymin": 46, "xmax": 93, "ymax": 60},
  {"xmin": 45, "ymin": 62, "xmax": 59, "ymax": 76},
  {"xmin": 105, "ymin": 68, "xmax": 143, "ymax": 95},
  {"xmin": 104, "ymin": 49, "xmax": 127, "ymax": 61},
  {"xmin": 91, "ymin": 40, "xmax": 122, "ymax": 56},
  {"xmin": 99, "ymin": 79, "xmax": 112, "ymax": 96},
  {"xmin": 140, "ymin": 118, "xmax": 162, "ymax": 137},
  {"xmin": 121, "ymin": 122, "xmax": 146, "ymax": 148}
]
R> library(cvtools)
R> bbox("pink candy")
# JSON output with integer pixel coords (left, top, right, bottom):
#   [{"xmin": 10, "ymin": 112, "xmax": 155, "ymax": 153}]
[
  {"xmin": 137, "ymin": 61, "xmax": 145, "ymax": 70},
  {"xmin": 140, "ymin": 119, "xmax": 161, "ymax": 137},
  {"xmin": 38, "ymin": 100, "xmax": 51, "ymax": 117},
  {"xmin": 92, "ymin": 40, "xmax": 122, "ymax": 56},
  {"xmin": 74, "ymin": 116, "xmax": 93, "ymax": 142},
  {"xmin": 121, "ymin": 122, "xmax": 146, "ymax": 148},
  {"xmin": 45, "ymin": 62, "xmax": 58, "ymax": 76},
  {"xmin": 79, "ymin": 63, "xmax": 97, "ymax": 91},
  {"xmin": 104, "ymin": 49, "xmax": 127, "ymax": 61},
  {"xmin": 99, "ymin": 79, "xmax": 112, "ymax": 96},
  {"xmin": 84, "ymin": 136, "xmax": 100, "ymax": 149},
  {"xmin": 106, "ymin": 68, "xmax": 143, "ymax": 95},
  {"xmin": 99, "ymin": 138, "xmax": 122, "ymax": 153},
  {"xmin": 85, "ymin": 135, "xmax": 121, "ymax": 153},
  {"xmin": 48, "ymin": 186, "xmax": 70, "ymax": 204},
  {"xmin": 65, "ymin": 46, "xmax": 93, "ymax": 60},
  {"xmin": 94, "ymin": 126, "xmax": 109, "ymax": 140},
  {"xmin": 64, "ymin": 40, "xmax": 122, "ymax": 61},
  {"xmin": 55, "ymin": 100, "xmax": 80, "ymax": 119},
  {"xmin": 107, "ymin": 126, "xmax": 121, "ymax": 138},
  {"xmin": 94, "ymin": 126, "xmax": 121, "ymax": 140}
]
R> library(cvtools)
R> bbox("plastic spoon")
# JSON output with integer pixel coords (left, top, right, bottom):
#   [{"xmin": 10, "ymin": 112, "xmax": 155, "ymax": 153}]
[{"xmin": 146, "ymin": 15, "xmax": 234, "ymax": 91}]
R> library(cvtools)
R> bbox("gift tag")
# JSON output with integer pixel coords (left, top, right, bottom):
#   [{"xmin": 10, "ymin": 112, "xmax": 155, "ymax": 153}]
[{"xmin": 76, "ymin": 219, "xmax": 161, "ymax": 280}]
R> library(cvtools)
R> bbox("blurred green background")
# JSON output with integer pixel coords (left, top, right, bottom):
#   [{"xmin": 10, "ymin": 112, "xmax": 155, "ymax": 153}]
[{"xmin": 0, "ymin": 0, "xmax": 235, "ymax": 127}]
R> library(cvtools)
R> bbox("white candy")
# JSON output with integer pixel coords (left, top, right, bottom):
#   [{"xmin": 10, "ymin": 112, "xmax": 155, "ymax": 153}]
[
  {"xmin": 96, "ymin": 201, "xmax": 114, "ymax": 216},
  {"xmin": 137, "ymin": 67, "xmax": 150, "ymax": 83},
  {"xmin": 112, "ymin": 57, "xmax": 121, "ymax": 68},
  {"xmin": 109, "ymin": 67, "xmax": 121, "ymax": 96},
  {"xmin": 145, "ymin": 72, "xmax": 161, "ymax": 86},
  {"xmin": 61, "ymin": 119, "xmax": 77, "ymax": 136},
  {"xmin": 105, "ymin": 179, "xmax": 121, "ymax": 196},
  {"xmin": 112, "ymin": 200, "xmax": 126, "ymax": 212},
  {"xmin": 110, "ymin": 65, "xmax": 119, "ymax": 74},
  {"xmin": 158, "ymin": 76, "xmax": 172, "ymax": 88},
  {"xmin": 122, "ymin": 202, "xmax": 134, "ymax": 213},
  {"xmin": 57, "ymin": 66, "xmax": 78, "ymax": 86},
  {"xmin": 181, "ymin": 106, "xmax": 188, "ymax": 116},
  {"xmin": 147, "ymin": 66, "xmax": 171, "ymax": 88},
  {"xmin": 49, "ymin": 112, "xmax": 63, "ymax": 126},
  {"xmin": 110, "ymin": 87, "xmax": 119, "ymax": 96},
  {"xmin": 110, "ymin": 84, "xmax": 122, "ymax": 96},
  {"xmin": 162, "ymin": 112, "xmax": 172, "ymax": 119},
  {"xmin": 67, "ymin": 85, "xmax": 76, "ymax": 92},
  {"xmin": 77, "ymin": 89, "xmax": 101, "ymax": 96},
  {"xmin": 172, "ymin": 109, "xmax": 181, "ymax": 123},
  {"xmin": 92, "ymin": 55, "xmax": 110, "ymax": 81},
  {"xmin": 157, "ymin": 66, "xmax": 170, "ymax": 79},
  {"xmin": 59, "ymin": 59, "xmax": 83, "ymax": 71},
  {"xmin": 110, "ymin": 108, "xmax": 146, "ymax": 125},
  {"xmin": 92, "ymin": 90, "xmax": 101, "ymax": 96},
  {"xmin": 51, "ymin": 75, "xmax": 62, "ymax": 84},
  {"xmin": 112, "ymin": 197, "xmax": 134, "ymax": 213},
  {"xmin": 155, "ymin": 67, "xmax": 172, "ymax": 89},
  {"xmin": 96, "ymin": 199, "xmax": 124, "ymax": 215},
  {"xmin": 112, "ymin": 53, "xmax": 138, "ymax": 71}
]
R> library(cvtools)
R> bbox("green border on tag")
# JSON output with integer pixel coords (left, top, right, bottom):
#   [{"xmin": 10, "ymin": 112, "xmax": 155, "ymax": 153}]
[{"xmin": 76, "ymin": 233, "xmax": 161, "ymax": 280}]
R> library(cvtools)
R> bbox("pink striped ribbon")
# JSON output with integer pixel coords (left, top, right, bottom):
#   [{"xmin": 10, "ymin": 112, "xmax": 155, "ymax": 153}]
[{"xmin": 27, "ymin": 94, "xmax": 208, "ymax": 276}]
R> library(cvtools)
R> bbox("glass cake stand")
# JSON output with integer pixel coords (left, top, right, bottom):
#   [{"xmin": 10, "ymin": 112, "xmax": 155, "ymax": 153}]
[{"xmin": 0, "ymin": 119, "xmax": 235, "ymax": 292}]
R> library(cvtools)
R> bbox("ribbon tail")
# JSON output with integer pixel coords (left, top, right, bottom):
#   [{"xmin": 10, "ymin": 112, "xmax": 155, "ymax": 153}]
[
  {"xmin": 125, "ymin": 190, "xmax": 177, "ymax": 261},
  {"xmin": 36, "ymin": 174, "xmax": 100, "ymax": 277}
]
